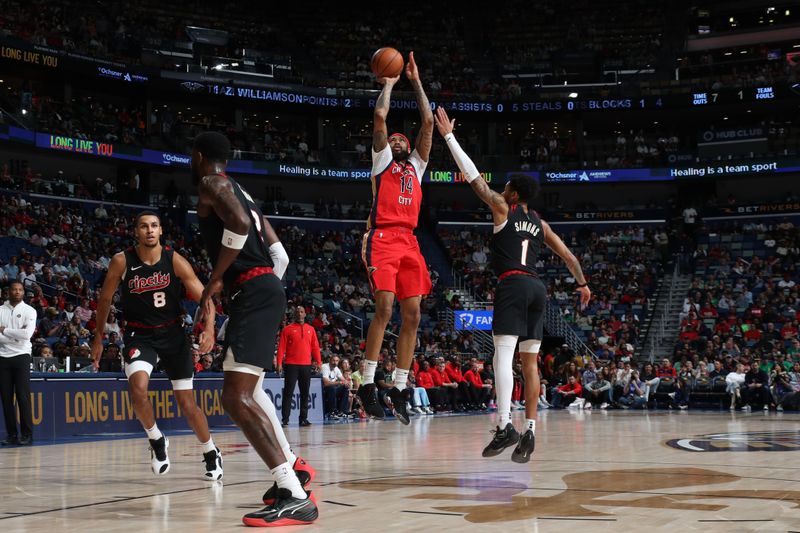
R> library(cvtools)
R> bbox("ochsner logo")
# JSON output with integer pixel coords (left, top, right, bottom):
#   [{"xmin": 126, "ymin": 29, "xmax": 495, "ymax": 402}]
[{"xmin": 163, "ymin": 153, "xmax": 191, "ymax": 165}]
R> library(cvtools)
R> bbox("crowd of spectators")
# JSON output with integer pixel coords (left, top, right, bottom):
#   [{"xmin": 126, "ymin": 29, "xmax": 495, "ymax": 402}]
[
  {"xmin": 2, "ymin": 0, "xmax": 795, "ymax": 101},
  {"xmin": 3, "ymin": 166, "xmax": 800, "ymax": 414}
]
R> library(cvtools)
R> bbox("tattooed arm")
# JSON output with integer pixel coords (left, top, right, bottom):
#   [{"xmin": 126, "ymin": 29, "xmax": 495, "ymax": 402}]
[
  {"xmin": 198, "ymin": 174, "xmax": 251, "ymax": 284},
  {"xmin": 373, "ymin": 75, "xmax": 400, "ymax": 152},
  {"xmin": 405, "ymin": 52, "xmax": 433, "ymax": 161}
]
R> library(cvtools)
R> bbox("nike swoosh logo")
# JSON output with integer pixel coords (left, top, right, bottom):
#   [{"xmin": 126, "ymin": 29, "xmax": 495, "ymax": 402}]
[
  {"xmin": 230, "ymin": 290, "xmax": 242, "ymax": 301},
  {"xmin": 131, "ymin": 266, "xmax": 144, "ymax": 271}
]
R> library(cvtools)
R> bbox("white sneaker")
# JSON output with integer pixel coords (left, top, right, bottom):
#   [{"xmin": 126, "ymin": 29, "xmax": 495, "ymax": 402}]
[
  {"xmin": 585, "ymin": 403, "xmax": 592, "ymax": 410},
  {"xmin": 743, "ymin": 405, "xmax": 752, "ymax": 412},
  {"xmin": 149, "ymin": 436, "xmax": 170, "ymax": 475},
  {"xmin": 667, "ymin": 392, "xmax": 676, "ymax": 399},
  {"xmin": 203, "ymin": 446, "xmax": 224, "ymax": 481},
  {"xmin": 425, "ymin": 407, "xmax": 434, "ymax": 414},
  {"xmin": 600, "ymin": 402, "xmax": 609, "ymax": 409},
  {"xmin": 777, "ymin": 405, "xmax": 784, "ymax": 412},
  {"xmin": 763, "ymin": 404, "xmax": 769, "ymax": 411}
]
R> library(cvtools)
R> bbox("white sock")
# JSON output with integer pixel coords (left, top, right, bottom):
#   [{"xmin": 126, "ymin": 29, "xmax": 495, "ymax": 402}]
[
  {"xmin": 493, "ymin": 334, "xmax": 518, "ymax": 428},
  {"xmin": 145, "ymin": 424, "xmax": 163, "ymax": 441},
  {"xmin": 253, "ymin": 374, "xmax": 297, "ymax": 465},
  {"xmin": 526, "ymin": 419, "xmax": 536, "ymax": 433},
  {"xmin": 394, "ymin": 368, "xmax": 409, "ymax": 391},
  {"xmin": 201, "ymin": 438, "xmax": 217, "ymax": 454},
  {"xmin": 271, "ymin": 461, "xmax": 307, "ymax": 500},
  {"xmin": 362, "ymin": 359, "xmax": 377, "ymax": 385}
]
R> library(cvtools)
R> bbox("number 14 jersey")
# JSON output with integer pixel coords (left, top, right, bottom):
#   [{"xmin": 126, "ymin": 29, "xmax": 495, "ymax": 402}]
[
  {"xmin": 491, "ymin": 204, "xmax": 544, "ymax": 277},
  {"xmin": 121, "ymin": 247, "xmax": 183, "ymax": 327}
]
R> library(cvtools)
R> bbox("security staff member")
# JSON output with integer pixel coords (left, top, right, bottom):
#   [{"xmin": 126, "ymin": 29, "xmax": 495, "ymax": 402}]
[
  {"xmin": 277, "ymin": 306, "xmax": 321, "ymax": 426},
  {"xmin": 0, "ymin": 281, "xmax": 37, "ymax": 445}
]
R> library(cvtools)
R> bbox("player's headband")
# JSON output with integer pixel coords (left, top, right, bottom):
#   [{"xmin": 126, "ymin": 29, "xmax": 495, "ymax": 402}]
[{"xmin": 389, "ymin": 133, "xmax": 411, "ymax": 148}]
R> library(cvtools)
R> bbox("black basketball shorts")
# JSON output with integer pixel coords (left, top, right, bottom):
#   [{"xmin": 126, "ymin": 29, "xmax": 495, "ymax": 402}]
[
  {"xmin": 224, "ymin": 272, "xmax": 286, "ymax": 371},
  {"xmin": 492, "ymin": 274, "xmax": 547, "ymax": 340},
  {"xmin": 123, "ymin": 323, "xmax": 194, "ymax": 382}
]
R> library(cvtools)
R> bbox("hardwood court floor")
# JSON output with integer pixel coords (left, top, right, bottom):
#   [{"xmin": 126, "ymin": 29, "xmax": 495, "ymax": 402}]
[{"xmin": 1, "ymin": 409, "xmax": 800, "ymax": 532}]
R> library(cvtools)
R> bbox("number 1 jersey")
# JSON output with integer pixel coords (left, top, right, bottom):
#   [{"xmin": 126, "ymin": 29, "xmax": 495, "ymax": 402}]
[
  {"xmin": 491, "ymin": 204, "xmax": 544, "ymax": 277},
  {"xmin": 120, "ymin": 247, "xmax": 183, "ymax": 327}
]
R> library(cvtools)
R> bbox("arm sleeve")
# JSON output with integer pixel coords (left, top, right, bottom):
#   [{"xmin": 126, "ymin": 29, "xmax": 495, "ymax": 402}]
[
  {"xmin": 1, "ymin": 307, "xmax": 37, "ymax": 341},
  {"xmin": 268, "ymin": 242, "xmax": 289, "ymax": 279},
  {"xmin": 276, "ymin": 328, "xmax": 287, "ymax": 367},
  {"xmin": 371, "ymin": 145, "xmax": 393, "ymax": 176},
  {"xmin": 443, "ymin": 133, "xmax": 481, "ymax": 182}
]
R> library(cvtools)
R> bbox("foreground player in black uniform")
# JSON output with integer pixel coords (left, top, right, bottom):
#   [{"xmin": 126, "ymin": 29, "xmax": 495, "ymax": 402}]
[
  {"xmin": 191, "ymin": 132, "xmax": 318, "ymax": 527},
  {"xmin": 92, "ymin": 211, "xmax": 223, "ymax": 479},
  {"xmin": 435, "ymin": 107, "xmax": 591, "ymax": 463}
]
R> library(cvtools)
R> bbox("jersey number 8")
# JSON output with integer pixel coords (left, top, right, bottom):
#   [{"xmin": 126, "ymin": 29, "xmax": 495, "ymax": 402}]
[{"xmin": 153, "ymin": 291, "xmax": 166, "ymax": 308}]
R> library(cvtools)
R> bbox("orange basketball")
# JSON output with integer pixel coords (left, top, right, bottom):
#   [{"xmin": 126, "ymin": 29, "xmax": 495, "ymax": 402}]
[{"xmin": 371, "ymin": 47, "xmax": 404, "ymax": 79}]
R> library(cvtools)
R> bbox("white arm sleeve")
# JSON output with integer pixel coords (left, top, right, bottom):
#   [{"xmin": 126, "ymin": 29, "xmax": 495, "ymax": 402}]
[
  {"xmin": 443, "ymin": 133, "xmax": 481, "ymax": 182},
  {"xmin": 268, "ymin": 242, "xmax": 290, "ymax": 279}
]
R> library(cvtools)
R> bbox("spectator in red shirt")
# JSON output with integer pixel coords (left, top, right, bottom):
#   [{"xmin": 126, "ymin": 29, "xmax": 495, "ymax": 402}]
[
  {"xmin": 463, "ymin": 361, "xmax": 492, "ymax": 409},
  {"xmin": 552, "ymin": 376, "xmax": 582, "ymax": 408},
  {"xmin": 276, "ymin": 306, "xmax": 322, "ymax": 427},
  {"xmin": 446, "ymin": 356, "xmax": 479, "ymax": 410},
  {"xmin": 431, "ymin": 360, "xmax": 460, "ymax": 411}
]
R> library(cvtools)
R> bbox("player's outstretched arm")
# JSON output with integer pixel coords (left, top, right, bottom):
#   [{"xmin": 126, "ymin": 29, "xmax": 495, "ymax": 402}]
[
  {"xmin": 434, "ymin": 106, "xmax": 508, "ymax": 224},
  {"xmin": 91, "ymin": 252, "xmax": 125, "ymax": 367},
  {"xmin": 406, "ymin": 52, "xmax": 433, "ymax": 162},
  {"xmin": 373, "ymin": 75, "xmax": 400, "ymax": 152},
  {"xmin": 261, "ymin": 215, "xmax": 289, "ymax": 279},
  {"xmin": 542, "ymin": 220, "xmax": 592, "ymax": 308},
  {"xmin": 173, "ymin": 251, "xmax": 215, "ymax": 354}
]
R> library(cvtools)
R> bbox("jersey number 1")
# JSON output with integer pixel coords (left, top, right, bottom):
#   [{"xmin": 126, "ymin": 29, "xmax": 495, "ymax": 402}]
[{"xmin": 521, "ymin": 240, "xmax": 529, "ymax": 266}]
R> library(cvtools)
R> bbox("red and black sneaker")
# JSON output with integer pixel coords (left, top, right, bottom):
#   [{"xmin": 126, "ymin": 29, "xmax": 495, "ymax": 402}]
[
  {"xmin": 243, "ymin": 490, "xmax": 318, "ymax": 527},
  {"xmin": 262, "ymin": 457, "xmax": 316, "ymax": 505}
]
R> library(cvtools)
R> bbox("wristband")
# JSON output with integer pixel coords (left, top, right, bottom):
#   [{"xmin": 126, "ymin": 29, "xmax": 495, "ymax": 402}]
[
  {"xmin": 221, "ymin": 229, "xmax": 248, "ymax": 250},
  {"xmin": 576, "ymin": 282, "xmax": 588, "ymax": 288}
]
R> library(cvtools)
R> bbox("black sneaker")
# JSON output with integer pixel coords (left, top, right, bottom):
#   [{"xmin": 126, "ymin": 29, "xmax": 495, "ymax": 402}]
[
  {"xmin": 244, "ymin": 489, "xmax": 318, "ymax": 527},
  {"xmin": 511, "ymin": 430, "xmax": 536, "ymax": 463},
  {"xmin": 299, "ymin": 419, "xmax": 311, "ymax": 427},
  {"xmin": 263, "ymin": 461, "xmax": 314, "ymax": 504},
  {"xmin": 202, "ymin": 447, "xmax": 224, "ymax": 481},
  {"xmin": 388, "ymin": 388, "xmax": 410, "ymax": 425},
  {"xmin": 481, "ymin": 423, "xmax": 520, "ymax": 457},
  {"xmin": 357, "ymin": 384, "xmax": 385, "ymax": 419},
  {"xmin": 149, "ymin": 436, "xmax": 170, "ymax": 475}
]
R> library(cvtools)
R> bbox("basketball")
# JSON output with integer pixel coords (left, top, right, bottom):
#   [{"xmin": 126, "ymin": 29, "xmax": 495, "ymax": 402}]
[{"xmin": 371, "ymin": 47, "xmax": 404, "ymax": 78}]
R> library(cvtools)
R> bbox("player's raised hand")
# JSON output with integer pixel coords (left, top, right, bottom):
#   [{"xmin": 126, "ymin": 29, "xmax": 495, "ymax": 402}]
[
  {"xmin": 434, "ymin": 106, "xmax": 456, "ymax": 137},
  {"xmin": 576, "ymin": 285, "xmax": 592, "ymax": 310},
  {"xmin": 405, "ymin": 51, "xmax": 420, "ymax": 81},
  {"xmin": 377, "ymin": 75, "xmax": 400, "ymax": 86}
]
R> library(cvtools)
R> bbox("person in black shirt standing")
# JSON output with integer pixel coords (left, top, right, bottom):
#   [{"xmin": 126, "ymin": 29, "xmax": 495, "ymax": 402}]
[
  {"xmin": 91, "ymin": 212, "xmax": 223, "ymax": 480},
  {"xmin": 435, "ymin": 108, "xmax": 591, "ymax": 463},
  {"xmin": 191, "ymin": 132, "xmax": 317, "ymax": 527}
]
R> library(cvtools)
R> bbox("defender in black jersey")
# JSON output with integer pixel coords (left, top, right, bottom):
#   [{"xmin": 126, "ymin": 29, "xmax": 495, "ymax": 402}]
[
  {"xmin": 435, "ymin": 107, "xmax": 591, "ymax": 463},
  {"xmin": 91, "ymin": 211, "xmax": 223, "ymax": 480},
  {"xmin": 191, "ymin": 132, "xmax": 318, "ymax": 527}
]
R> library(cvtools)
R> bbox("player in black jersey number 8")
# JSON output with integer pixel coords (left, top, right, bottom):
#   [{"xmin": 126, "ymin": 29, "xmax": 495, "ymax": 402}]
[{"xmin": 435, "ymin": 107, "xmax": 592, "ymax": 463}]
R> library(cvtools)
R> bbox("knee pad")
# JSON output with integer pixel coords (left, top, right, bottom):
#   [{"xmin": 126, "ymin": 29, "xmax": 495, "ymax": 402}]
[{"xmin": 519, "ymin": 339, "xmax": 541, "ymax": 354}]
